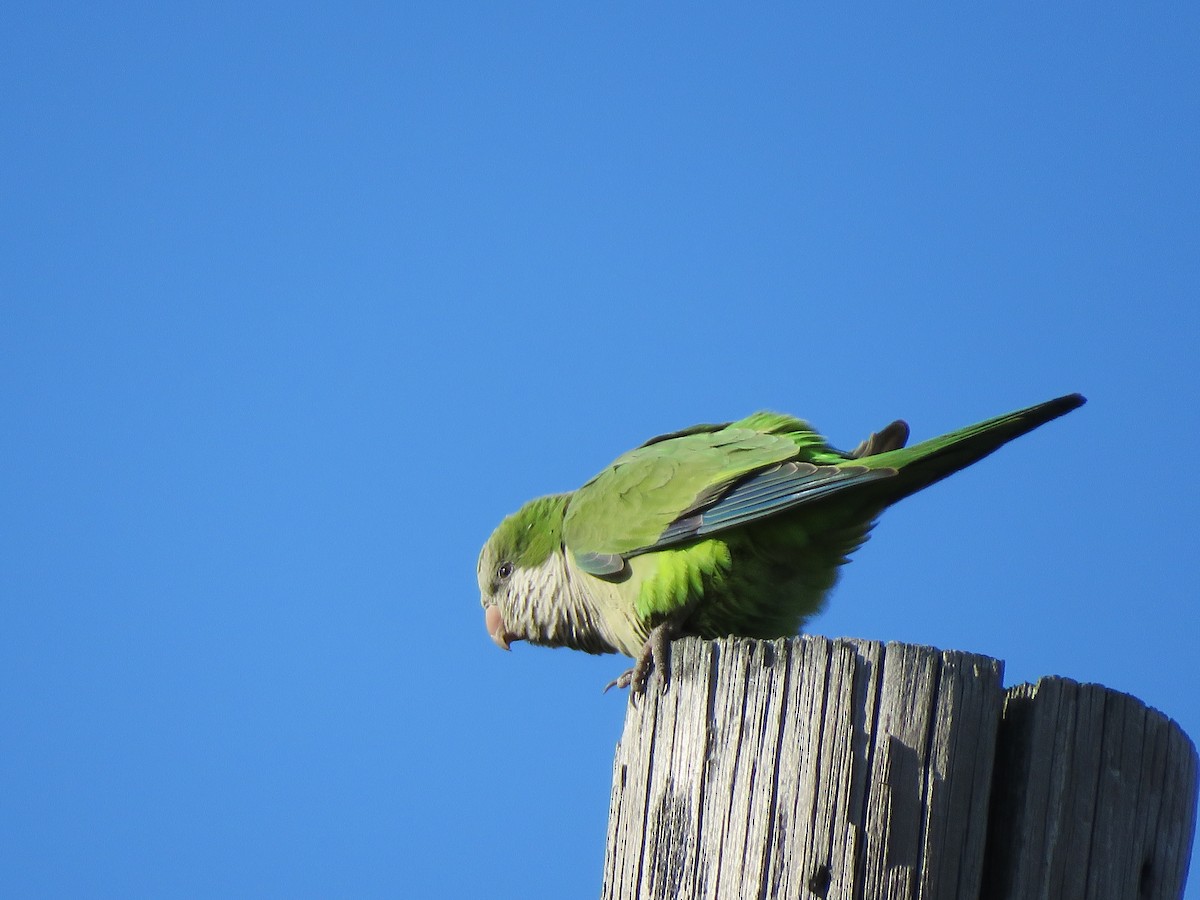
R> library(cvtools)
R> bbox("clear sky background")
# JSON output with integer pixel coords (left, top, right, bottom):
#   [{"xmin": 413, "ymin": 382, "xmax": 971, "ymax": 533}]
[{"xmin": 3, "ymin": 4, "xmax": 1198, "ymax": 897}]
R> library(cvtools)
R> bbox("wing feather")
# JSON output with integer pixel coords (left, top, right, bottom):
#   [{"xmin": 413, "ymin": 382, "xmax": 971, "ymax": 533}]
[
  {"xmin": 650, "ymin": 462, "xmax": 895, "ymax": 549},
  {"xmin": 563, "ymin": 416, "xmax": 898, "ymax": 576},
  {"xmin": 563, "ymin": 426, "xmax": 800, "ymax": 566}
]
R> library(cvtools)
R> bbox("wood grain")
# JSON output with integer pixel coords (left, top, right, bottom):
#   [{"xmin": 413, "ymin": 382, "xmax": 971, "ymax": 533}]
[{"xmin": 600, "ymin": 637, "xmax": 1197, "ymax": 900}]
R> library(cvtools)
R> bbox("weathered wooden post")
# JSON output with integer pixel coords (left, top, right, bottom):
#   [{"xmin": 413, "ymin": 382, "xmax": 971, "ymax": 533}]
[{"xmin": 601, "ymin": 637, "xmax": 1197, "ymax": 900}]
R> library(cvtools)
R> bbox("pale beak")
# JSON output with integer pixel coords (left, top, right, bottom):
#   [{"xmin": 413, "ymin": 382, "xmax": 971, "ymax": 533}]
[{"xmin": 485, "ymin": 605, "xmax": 511, "ymax": 651}]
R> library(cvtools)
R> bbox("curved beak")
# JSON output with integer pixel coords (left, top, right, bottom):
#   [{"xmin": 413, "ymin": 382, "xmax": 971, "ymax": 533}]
[{"xmin": 485, "ymin": 605, "xmax": 511, "ymax": 651}]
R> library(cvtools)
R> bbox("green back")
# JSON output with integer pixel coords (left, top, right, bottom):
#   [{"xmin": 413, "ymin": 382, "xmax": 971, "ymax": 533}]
[{"xmin": 563, "ymin": 413, "xmax": 836, "ymax": 560}]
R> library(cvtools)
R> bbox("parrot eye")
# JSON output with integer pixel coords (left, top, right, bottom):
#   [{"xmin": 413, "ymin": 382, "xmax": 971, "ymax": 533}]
[{"xmin": 496, "ymin": 561, "xmax": 513, "ymax": 580}]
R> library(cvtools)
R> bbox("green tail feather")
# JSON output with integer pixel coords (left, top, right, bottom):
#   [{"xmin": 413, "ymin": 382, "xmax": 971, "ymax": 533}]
[{"xmin": 858, "ymin": 393, "xmax": 1086, "ymax": 505}]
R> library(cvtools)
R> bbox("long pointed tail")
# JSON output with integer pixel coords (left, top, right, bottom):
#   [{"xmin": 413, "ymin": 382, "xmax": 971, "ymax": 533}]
[{"xmin": 861, "ymin": 392, "xmax": 1086, "ymax": 505}]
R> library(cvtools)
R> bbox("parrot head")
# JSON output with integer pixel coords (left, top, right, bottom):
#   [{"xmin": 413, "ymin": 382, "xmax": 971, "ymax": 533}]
[{"xmin": 477, "ymin": 494, "xmax": 570, "ymax": 651}]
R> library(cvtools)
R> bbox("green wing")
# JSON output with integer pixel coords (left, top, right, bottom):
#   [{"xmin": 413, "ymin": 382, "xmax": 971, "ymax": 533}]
[{"xmin": 562, "ymin": 413, "xmax": 896, "ymax": 576}]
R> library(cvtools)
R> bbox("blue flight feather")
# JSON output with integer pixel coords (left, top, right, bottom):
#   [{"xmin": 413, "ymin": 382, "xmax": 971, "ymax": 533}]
[
  {"xmin": 653, "ymin": 463, "xmax": 896, "ymax": 547},
  {"xmin": 573, "ymin": 550, "xmax": 627, "ymax": 577}
]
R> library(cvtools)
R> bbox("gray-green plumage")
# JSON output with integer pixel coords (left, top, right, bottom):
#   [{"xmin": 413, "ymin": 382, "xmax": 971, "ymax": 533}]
[{"xmin": 478, "ymin": 393, "xmax": 1085, "ymax": 691}]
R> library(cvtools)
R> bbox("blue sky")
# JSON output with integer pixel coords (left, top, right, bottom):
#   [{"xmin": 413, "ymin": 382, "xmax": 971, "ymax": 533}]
[{"xmin": 3, "ymin": 4, "xmax": 1198, "ymax": 897}]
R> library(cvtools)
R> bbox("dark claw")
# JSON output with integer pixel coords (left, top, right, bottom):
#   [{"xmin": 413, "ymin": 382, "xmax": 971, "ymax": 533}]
[
  {"xmin": 603, "ymin": 623, "xmax": 676, "ymax": 696},
  {"xmin": 603, "ymin": 670, "xmax": 634, "ymax": 693}
]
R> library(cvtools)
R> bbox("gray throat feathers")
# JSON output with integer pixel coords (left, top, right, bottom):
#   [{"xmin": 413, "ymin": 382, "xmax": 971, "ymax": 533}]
[{"xmin": 519, "ymin": 548, "xmax": 627, "ymax": 655}]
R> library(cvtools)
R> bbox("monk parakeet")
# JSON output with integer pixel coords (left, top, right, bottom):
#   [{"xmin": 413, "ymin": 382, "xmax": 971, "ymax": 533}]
[{"xmin": 478, "ymin": 393, "xmax": 1084, "ymax": 693}]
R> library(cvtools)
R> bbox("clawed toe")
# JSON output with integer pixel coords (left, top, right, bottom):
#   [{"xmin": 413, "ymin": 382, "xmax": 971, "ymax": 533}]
[
  {"xmin": 604, "ymin": 670, "xmax": 634, "ymax": 693},
  {"xmin": 603, "ymin": 651, "xmax": 655, "ymax": 696},
  {"xmin": 603, "ymin": 623, "xmax": 677, "ymax": 697}
]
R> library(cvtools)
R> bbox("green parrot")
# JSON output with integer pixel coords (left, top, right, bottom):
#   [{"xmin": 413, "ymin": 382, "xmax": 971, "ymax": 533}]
[{"xmin": 477, "ymin": 393, "xmax": 1084, "ymax": 693}]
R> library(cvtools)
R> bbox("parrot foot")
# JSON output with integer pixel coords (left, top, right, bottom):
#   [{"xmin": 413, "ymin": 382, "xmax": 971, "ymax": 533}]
[{"xmin": 604, "ymin": 623, "xmax": 674, "ymax": 697}]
